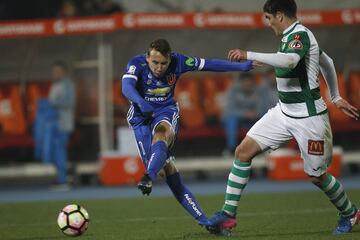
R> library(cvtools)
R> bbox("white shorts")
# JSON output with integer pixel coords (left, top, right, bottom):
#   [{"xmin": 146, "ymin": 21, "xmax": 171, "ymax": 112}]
[{"xmin": 247, "ymin": 104, "xmax": 333, "ymax": 177}]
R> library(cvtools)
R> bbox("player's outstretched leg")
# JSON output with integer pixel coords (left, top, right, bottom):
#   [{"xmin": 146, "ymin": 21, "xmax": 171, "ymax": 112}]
[
  {"xmin": 138, "ymin": 140, "xmax": 169, "ymax": 195},
  {"xmin": 166, "ymin": 171, "xmax": 209, "ymax": 226},
  {"xmin": 312, "ymin": 173, "xmax": 360, "ymax": 234},
  {"xmin": 206, "ymin": 160, "xmax": 251, "ymax": 235}
]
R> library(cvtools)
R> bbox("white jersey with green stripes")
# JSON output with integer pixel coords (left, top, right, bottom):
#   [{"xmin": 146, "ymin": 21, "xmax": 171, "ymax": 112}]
[{"xmin": 276, "ymin": 21, "xmax": 327, "ymax": 118}]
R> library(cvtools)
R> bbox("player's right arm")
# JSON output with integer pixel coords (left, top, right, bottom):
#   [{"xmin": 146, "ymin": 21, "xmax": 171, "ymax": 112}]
[
  {"xmin": 228, "ymin": 50, "xmax": 300, "ymax": 69},
  {"xmin": 121, "ymin": 59, "xmax": 154, "ymax": 117},
  {"xmin": 228, "ymin": 32, "xmax": 312, "ymax": 69}
]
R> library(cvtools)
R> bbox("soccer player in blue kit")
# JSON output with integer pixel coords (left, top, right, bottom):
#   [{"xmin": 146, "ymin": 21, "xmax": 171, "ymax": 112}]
[{"xmin": 121, "ymin": 38, "xmax": 253, "ymax": 226}]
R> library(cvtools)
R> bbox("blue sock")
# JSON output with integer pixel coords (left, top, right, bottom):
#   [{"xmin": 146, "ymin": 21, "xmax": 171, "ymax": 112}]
[
  {"xmin": 147, "ymin": 141, "xmax": 169, "ymax": 180},
  {"xmin": 166, "ymin": 172, "xmax": 207, "ymax": 222}
]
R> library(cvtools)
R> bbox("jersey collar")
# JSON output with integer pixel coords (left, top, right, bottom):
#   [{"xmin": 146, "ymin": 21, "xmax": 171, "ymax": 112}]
[{"xmin": 282, "ymin": 20, "xmax": 300, "ymax": 36}]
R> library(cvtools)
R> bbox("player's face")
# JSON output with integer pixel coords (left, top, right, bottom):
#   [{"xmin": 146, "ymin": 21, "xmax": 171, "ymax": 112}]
[
  {"xmin": 146, "ymin": 49, "xmax": 171, "ymax": 78},
  {"xmin": 264, "ymin": 12, "xmax": 283, "ymax": 36}
]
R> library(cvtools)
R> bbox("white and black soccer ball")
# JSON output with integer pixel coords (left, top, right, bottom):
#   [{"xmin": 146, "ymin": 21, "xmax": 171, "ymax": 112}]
[{"xmin": 57, "ymin": 204, "xmax": 90, "ymax": 236}]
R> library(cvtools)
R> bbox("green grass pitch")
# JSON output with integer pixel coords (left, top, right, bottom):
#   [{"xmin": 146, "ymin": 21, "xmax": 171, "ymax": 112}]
[{"xmin": 1, "ymin": 190, "xmax": 359, "ymax": 240}]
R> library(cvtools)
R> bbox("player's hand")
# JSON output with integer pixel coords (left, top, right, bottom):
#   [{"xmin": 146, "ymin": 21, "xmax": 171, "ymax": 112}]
[
  {"xmin": 334, "ymin": 98, "xmax": 359, "ymax": 120},
  {"xmin": 252, "ymin": 61, "xmax": 264, "ymax": 68},
  {"xmin": 138, "ymin": 101, "xmax": 154, "ymax": 123},
  {"xmin": 228, "ymin": 49, "xmax": 247, "ymax": 62}
]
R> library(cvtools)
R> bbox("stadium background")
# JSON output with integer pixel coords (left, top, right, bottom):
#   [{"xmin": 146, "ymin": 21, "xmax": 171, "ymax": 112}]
[{"xmin": 0, "ymin": 1, "xmax": 359, "ymax": 239}]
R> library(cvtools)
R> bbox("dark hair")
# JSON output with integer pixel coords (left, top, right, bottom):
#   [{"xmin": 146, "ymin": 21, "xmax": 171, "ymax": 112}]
[
  {"xmin": 147, "ymin": 39, "xmax": 171, "ymax": 57},
  {"xmin": 263, "ymin": 0, "xmax": 297, "ymax": 18},
  {"xmin": 53, "ymin": 60, "xmax": 68, "ymax": 71}
]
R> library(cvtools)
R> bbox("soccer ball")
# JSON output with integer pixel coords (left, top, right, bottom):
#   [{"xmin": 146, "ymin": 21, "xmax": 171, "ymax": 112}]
[{"xmin": 57, "ymin": 204, "xmax": 90, "ymax": 236}]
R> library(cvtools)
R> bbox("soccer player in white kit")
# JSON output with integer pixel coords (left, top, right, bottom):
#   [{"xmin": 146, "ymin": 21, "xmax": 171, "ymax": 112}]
[{"xmin": 206, "ymin": 0, "xmax": 360, "ymax": 236}]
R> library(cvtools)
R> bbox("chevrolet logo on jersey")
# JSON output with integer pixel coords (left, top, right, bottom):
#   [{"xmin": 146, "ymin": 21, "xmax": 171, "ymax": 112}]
[{"xmin": 147, "ymin": 87, "xmax": 171, "ymax": 96}]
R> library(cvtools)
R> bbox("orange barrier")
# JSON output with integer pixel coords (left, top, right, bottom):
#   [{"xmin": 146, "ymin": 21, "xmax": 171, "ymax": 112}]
[
  {"xmin": 0, "ymin": 84, "xmax": 27, "ymax": 135},
  {"xmin": 175, "ymin": 77, "xmax": 205, "ymax": 128},
  {"xmin": 202, "ymin": 76, "xmax": 231, "ymax": 120},
  {"xmin": 267, "ymin": 148, "xmax": 342, "ymax": 181},
  {"xmin": 320, "ymin": 73, "xmax": 351, "ymax": 123},
  {"xmin": 112, "ymin": 80, "xmax": 128, "ymax": 107},
  {"xmin": 349, "ymin": 72, "xmax": 360, "ymax": 108},
  {"xmin": 99, "ymin": 155, "xmax": 145, "ymax": 186}
]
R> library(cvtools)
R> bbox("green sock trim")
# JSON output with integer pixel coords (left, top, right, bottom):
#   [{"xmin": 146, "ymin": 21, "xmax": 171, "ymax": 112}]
[
  {"xmin": 222, "ymin": 204, "xmax": 237, "ymax": 214},
  {"xmin": 339, "ymin": 200, "xmax": 350, "ymax": 212},
  {"xmin": 321, "ymin": 174, "xmax": 333, "ymax": 190},
  {"xmin": 227, "ymin": 180, "xmax": 246, "ymax": 189},
  {"xmin": 331, "ymin": 191, "xmax": 345, "ymax": 204},
  {"xmin": 225, "ymin": 193, "xmax": 241, "ymax": 201},
  {"xmin": 342, "ymin": 204, "xmax": 356, "ymax": 217},
  {"xmin": 231, "ymin": 167, "xmax": 250, "ymax": 178},
  {"xmin": 234, "ymin": 160, "xmax": 251, "ymax": 167},
  {"xmin": 326, "ymin": 181, "xmax": 340, "ymax": 196}
]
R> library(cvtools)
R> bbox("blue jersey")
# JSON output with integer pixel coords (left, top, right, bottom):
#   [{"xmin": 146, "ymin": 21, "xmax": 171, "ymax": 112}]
[{"xmin": 123, "ymin": 52, "xmax": 204, "ymax": 111}]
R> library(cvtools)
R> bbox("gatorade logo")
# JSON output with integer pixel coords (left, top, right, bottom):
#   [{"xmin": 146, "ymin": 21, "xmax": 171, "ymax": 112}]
[{"xmin": 124, "ymin": 157, "xmax": 139, "ymax": 174}]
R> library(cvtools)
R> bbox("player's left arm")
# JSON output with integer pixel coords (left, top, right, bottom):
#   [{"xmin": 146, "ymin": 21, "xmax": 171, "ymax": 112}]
[
  {"xmin": 319, "ymin": 51, "xmax": 359, "ymax": 120},
  {"xmin": 202, "ymin": 58, "xmax": 253, "ymax": 72},
  {"xmin": 178, "ymin": 53, "xmax": 253, "ymax": 73}
]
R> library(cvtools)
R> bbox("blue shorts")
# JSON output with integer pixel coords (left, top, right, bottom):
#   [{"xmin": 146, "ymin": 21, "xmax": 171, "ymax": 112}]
[{"xmin": 127, "ymin": 103, "xmax": 180, "ymax": 167}]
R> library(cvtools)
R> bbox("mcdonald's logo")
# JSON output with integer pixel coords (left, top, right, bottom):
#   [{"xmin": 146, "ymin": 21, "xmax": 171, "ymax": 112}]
[{"xmin": 308, "ymin": 140, "xmax": 324, "ymax": 155}]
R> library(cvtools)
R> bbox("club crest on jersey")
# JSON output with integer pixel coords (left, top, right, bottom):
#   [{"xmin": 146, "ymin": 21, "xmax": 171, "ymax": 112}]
[
  {"xmin": 127, "ymin": 65, "xmax": 136, "ymax": 74},
  {"xmin": 167, "ymin": 73, "xmax": 176, "ymax": 85},
  {"xmin": 289, "ymin": 39, "xmax": 303, "ymax": 49}
]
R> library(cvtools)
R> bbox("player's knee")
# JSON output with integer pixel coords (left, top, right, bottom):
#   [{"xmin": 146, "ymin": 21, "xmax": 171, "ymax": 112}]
[
  {"xmin": 153, "ymin": 133, "xmax": 167, "ymax": 143},
  {"xmin": 235, "ymin": 144, "xmax": 252, "ymax": 163},
  {"xmin": 158, "ymin": 169, "xmax": 166, "ymax": 178},
  {"xmin": 164, "ymin": 161, "xmax": 178, "ymax": 177},
  {"xmin": 235, "ymin": 136, "xmax": 261, "ymax": 162},
  {"xmin": 154, "ymin": 124, "xmax": 167, "ymax": 134},
  {"xmin": 153, "ymin": 124, "xmax": 174, "ymax": 144},
  {"xmin": 309, "ymin": 173, "xmax": 327, "ymax": 187}
]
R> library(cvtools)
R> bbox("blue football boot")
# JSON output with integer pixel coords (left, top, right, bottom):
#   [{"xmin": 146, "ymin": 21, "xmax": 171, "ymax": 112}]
[
  {"xmin": 333, "ymin": 209, "xmax": 360, "ymax": 235},
  {"xmin": 205, "ymin": 211, "xmax": 237, "ymax": 236}
]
